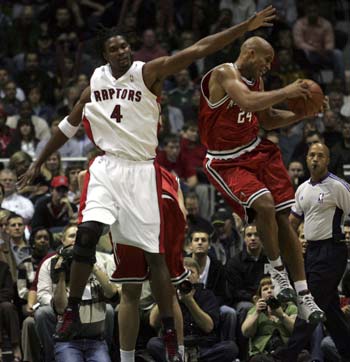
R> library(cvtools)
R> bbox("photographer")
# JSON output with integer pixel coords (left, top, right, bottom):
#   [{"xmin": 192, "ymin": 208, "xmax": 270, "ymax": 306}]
[
  {"xmin": 53, "ymin": 246, "xmax": 117, "ymax": 362},
  {"xmin": 147, "ymin": 257, "xmax": 238, "ymax": 362},
  {"xmin": 241, "ymin": 276, "xmax": 298, "ymax": 362},
  {"xmin": 35, "ymin": 233, "xmax": 117, "ymax": 362}
]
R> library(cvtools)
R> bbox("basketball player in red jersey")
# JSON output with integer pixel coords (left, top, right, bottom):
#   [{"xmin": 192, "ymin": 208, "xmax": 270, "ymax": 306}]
[{"xmin": 199, "ymin": 36, "xmax": 325, "ymax": 323}]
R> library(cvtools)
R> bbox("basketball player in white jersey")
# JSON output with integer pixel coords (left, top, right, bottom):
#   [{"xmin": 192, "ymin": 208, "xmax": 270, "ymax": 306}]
[{"xmin": 18, "ymin": 6, "xmax": 275, "ymax": 362}]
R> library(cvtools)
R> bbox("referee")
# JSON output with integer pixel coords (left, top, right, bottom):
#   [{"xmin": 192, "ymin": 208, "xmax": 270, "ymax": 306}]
[{"xmin": 275, "ymin": 142, "xmax": 350, "ymax": 362}]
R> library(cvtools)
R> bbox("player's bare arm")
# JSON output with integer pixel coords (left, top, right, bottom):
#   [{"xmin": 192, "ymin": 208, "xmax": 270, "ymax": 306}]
[
  {"xmin": 257, "ymin": 81, "xmax": 304, "ymax": 130},
  {"xmin": 177, "ymin": 187, "xmax": 187, "ymax": 221},
  {"xmin": 216, "ymin": 66, "xmax": 311, "ymax": 112},
  {"xmin": 18, "ymin": 87, "xmax": 91, "ymax": 188},
  {"xmin": 258, "ymin": 80, "xmax": 327, "ymax": 129},
  {"xmin": 143, "ymin": 6, "xmax": 276, "ymax": 92},
  {"xmin": 289, "ymin": 213, "xmax": 302, "ymax": 232}
]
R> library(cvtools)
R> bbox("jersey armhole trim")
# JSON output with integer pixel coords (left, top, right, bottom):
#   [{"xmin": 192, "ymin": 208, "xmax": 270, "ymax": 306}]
[{"xmin": 200, "ymin": 66, "xmax": 231, "ymax": 109}]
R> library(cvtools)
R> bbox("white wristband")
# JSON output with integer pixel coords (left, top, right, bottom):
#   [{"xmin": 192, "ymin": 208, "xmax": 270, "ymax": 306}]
[{"xmin": 58, "ymin": 116, "xmax": 79, "ymax": 139}]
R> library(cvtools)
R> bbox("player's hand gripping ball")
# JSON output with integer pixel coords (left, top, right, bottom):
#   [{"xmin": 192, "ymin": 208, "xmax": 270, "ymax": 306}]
[{"xmin": 287, "ymin": 79, "xmax": 324, "ymax": 117}]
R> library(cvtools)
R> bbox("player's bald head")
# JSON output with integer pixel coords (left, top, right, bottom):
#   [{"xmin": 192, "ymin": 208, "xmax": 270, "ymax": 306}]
[
  {"xmin": 307, "ymin": 142, "xmax": 330, "ymax": 158},
  {"xmin": 241, "ymin": 36, "xmax": 273, "ymax": 55}
]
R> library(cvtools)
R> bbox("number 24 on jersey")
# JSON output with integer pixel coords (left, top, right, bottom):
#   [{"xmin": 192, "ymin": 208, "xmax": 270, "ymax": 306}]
[{"xmin": 237, "ymin": 111, "xmax": 252, "ymax": 124}]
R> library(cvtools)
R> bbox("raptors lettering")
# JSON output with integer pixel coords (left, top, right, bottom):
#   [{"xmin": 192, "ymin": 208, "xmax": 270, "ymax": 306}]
[{"xmin": 94, "ymin": 88, "xmax": 142, "ymax": 102}]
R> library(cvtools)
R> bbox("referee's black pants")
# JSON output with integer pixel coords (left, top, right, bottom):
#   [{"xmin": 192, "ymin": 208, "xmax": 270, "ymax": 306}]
[{"xmin": 276, "ymin": 239, "xmax": 350, "ymax": 362}]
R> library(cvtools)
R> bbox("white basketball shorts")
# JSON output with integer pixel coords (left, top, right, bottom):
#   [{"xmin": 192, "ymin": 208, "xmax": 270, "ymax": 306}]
[{"xmin": 78, "ymin": 154, "xmax": 163, "ymax": 253}]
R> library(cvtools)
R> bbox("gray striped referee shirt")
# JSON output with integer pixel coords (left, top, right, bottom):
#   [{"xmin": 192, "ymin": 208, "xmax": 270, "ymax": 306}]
[{"xmin": 292, "ymin": 173, "xmax": 350, "ymax": 241}]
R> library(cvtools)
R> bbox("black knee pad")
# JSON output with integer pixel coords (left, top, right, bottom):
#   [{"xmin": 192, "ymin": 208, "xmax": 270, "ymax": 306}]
[{"xmin": 73, "ymin": 221, "xmax": 105, "ymax": 265}]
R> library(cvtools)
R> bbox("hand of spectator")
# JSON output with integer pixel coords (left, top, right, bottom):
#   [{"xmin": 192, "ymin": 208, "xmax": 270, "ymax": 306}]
[
  {"xmin": 60, "ymin": 197, "xmax": 72, "ymax": 208},
  {"xmin": 247, "ymin": 6, "xmax": 276, "ymax": 31},
  {"xmin": 256, "ymin": 298, "xmax": 267, "ymax": 313},
  {"xmin": 24, "ymin": 303, "xmax": 34, "ymax": 316},
  {"xmin": 178, "ymin": 288, "xmax": 196, "ymax": 304},
  {"xmin": 17, "ymin": 162, "xmax": 41, "ymax": 189},
  {"xmin": 284, "ymin": 79, "xmax": 311, "ymax": 101}
]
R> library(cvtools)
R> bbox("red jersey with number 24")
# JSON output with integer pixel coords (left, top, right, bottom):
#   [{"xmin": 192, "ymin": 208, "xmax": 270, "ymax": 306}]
[{"xmin": 199, "ymin": 64, "xmax": 260, "ymax": 151}]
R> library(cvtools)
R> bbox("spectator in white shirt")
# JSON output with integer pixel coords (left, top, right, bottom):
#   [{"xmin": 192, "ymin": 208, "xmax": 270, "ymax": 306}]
[{"xmin": 0, "ymin": 168, "xmax": 34, "ymax": 223}]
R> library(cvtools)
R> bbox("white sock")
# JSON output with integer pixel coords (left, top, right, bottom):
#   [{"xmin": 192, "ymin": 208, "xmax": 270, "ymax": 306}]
[
  {"xmin": 178, "ymin": 345, "xmax": 185, "ymax": 360},
  {"xmin": 120, "ymin": 349, "xmax": 135, "ymax": 362},
  {"xmin": 268, "ymin": 256, "xmax": 283, "ymax": 269},
  {"xmin": 294, "ymin": 280, "xmax": 308, "ymax": 294}
]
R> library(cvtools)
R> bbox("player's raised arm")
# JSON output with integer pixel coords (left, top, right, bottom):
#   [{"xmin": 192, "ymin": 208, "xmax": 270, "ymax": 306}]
[
  {"xmin": 143, "ymin": 6, "xmax": 275, "ymax": 86},
  {"xmin": 18, "ymin": 87, "xmax": 91, "ymax": 189}
]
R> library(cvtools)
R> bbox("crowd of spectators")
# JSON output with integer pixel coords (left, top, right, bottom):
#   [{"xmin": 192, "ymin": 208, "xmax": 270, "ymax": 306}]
[{"xmin": 0, "ymin": 0, "xmax": 350, "ymax": 361}]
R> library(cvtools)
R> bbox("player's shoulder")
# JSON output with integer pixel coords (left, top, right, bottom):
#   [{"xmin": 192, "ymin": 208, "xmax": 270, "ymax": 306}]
[
  {"xmin": 212, "ymin": 63, "xmax": 237, "ymax": 76},
  {"xmin": 209, "ymin": 63, "xmax": 239, "ymax": 86}
]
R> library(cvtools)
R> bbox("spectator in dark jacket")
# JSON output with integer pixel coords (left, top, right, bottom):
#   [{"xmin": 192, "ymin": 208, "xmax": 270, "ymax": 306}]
[
  {"xmin": 189, "ymin": 228, "xmax": 237, "ymax": 342},
  {"xmin": 226, "ymin": 223, "xmax": 269, "ymax": 360},
  {"xmin": 226, "ymin": 223, "xmax": 269, "ymax": 322},
  {"xmin": 0, "ymin": 260, "xmax": 22, "ymax": 361},
  {"xmin": 31, "ymin": 175, "xmax": 77, "ymax": 231},
  {"xmin": 147, "ymin": 258, "xmax": 238, "ymax": 362}
]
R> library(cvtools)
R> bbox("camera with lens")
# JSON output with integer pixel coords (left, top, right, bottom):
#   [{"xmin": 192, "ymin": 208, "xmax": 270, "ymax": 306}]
[
  {"xmin": 177, "ymin": 280, "xmax": 204, "ymax": 295},
  {"xmin": 266, "ymin": 297, "xmax": 281, "ymax": 310},
  {"xmin": 177, "ymin": 279, "xmax": 193, "ymax": 295},
  {"xmin": 50, "ymin": 245, "xmax": 74, "ymax": 283}
]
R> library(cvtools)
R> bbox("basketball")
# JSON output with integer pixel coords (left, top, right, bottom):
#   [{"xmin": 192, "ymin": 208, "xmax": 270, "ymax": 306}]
[{"xmin": 287, "ymin": 80, "xmax": 324, "ymax": 116}]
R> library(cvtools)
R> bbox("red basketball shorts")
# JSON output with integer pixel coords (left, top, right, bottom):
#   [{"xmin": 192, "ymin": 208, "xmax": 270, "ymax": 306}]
[
  {"xmin": 110, "ymin": 195, "xmax": 189, "ymax": 284},
  {"xmin": 204, "ymin": 139, "xmax": 295, "ymax": 221}
]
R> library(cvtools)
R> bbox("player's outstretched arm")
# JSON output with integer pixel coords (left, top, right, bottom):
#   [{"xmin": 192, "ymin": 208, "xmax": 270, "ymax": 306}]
[
  {"xmin": 144, "ymin": 6, "xmax": 275, "ymax": 84},
  {"xmin": 18, "ymin": 87, "xmax": 91, "ymax": 189}
]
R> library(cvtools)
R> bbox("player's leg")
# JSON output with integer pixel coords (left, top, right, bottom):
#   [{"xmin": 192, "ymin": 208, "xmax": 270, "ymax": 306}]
[
  {"xmin": 172, "ymin": 295, "xmax": 184, "ymax": 353},
  {"xmin": 152, "ymin": 195, "xmax": 188, "ymax": 361},
  {"xmin": 109, "ymin": 243, "xmax": 149, "ymax": 362},
  {"xmin": 276, "ymin": 210, "xmax": 325, "ymax": 323},
  {"xmin": 145, "ymin": 252, "xmax": 181, "ymax": 362},
  {"xmin": 251, "ymin": 194, "xmax": 295, "ymax": 302},
  {"xmin": 54, "ymin": 221, "xmax": 105, "ymax": 340},
  {"xmin": 119, "ymin": 283, "xmax": 143, "ymax": 362},
  {"xmin": 251, "ymin": 193, "xmax": 280, "ymax": 260},
  {"xmin": 205, "ymin": 156, "xmax": 295, "ymax": 302},
  {"xmin": 276, "ymin": 209, "xmax": 306, "ymax": 282},
  {"xmin": 149, "ymin": 292, "xmax": 185, "ymax": 359}
]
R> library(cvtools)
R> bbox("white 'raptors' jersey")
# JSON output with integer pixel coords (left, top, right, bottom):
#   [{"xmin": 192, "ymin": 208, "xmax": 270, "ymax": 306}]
[{"xmin": 83, "ymin": 61, "xmax": 160, "ymax": 161}]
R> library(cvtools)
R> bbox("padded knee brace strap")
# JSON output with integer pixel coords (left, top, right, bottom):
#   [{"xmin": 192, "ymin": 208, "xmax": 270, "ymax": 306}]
[{"xmin": 73, "ymin": 221, "xmax": 105, "ymax": 265}]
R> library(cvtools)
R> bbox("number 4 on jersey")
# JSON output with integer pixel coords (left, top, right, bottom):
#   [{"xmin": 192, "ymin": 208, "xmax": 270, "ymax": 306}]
[{"xmin": 111, "ymin": 105, "xmax": 123, "ymax": 123}]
